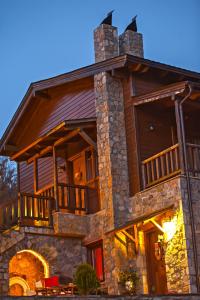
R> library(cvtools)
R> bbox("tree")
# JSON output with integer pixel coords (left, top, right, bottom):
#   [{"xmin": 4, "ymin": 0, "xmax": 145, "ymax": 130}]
[{"xmin": 0, "ymin": 157, "xmax": 17, "ymax": 205}]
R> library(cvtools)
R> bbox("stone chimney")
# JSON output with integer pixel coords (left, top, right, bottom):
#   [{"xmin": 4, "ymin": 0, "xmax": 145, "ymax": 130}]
[
  {"xmin": 94, "ymin": 13, "xmax": 130, "ymax": 232},
  {"xmin": 94, "ymin": 22, "xmax": 118, "ymax": 62},
  {"xmin": 119, "ymin": 17, "xmax": 144, "ymax": 57}
]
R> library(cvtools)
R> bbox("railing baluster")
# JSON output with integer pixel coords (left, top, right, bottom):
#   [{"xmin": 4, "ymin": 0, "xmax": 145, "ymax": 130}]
[
  {"xmin": 170, "ymin": 149, "xmax": 174, "ymax": 172},
  {"xmin": 160, "ymin": 155, "xmax": 165, "ymax": 177},
  {"xmin": 155, "ymin": 158, "xmax": 160, "ymax": 180},
  {"xmin": 174, "ymin": 147, "xmax": 179, "ymax": 170}
]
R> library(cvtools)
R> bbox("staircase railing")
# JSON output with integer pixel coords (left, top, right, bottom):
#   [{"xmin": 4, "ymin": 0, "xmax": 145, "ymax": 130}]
[
  {"xmin": 18, "ymin": 192, "xmax": 55, "ymax": 226},
  {"xmin": 0, "ymin": 199, "xmax": 18, "ymax": 231}
]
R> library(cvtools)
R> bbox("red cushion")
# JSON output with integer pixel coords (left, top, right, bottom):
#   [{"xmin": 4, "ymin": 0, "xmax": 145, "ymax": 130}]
[{"xmin": 44, "ymin": 276, "xmax": 59, "ymax": 287}]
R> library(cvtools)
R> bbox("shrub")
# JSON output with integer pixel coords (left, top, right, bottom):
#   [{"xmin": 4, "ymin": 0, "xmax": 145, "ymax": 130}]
[{"xmin": 74, "ymin": 263, "xmax": 100, "ymax": 295}]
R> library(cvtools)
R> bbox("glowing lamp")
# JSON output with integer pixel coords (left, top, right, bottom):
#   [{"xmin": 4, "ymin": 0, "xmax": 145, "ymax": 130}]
[{"xmin": 162, "ymin": 218, "xmax": 177, "ymax": 242}]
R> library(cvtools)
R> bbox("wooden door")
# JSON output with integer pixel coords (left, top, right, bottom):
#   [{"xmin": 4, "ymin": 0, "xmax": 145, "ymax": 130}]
[
  {"xmin": 72, "ymin": 154, "xmax": 86, "ymax": 213},
  {"xmin": 145, "ymin": 229, "xmax": 167, "ymax": 294}
]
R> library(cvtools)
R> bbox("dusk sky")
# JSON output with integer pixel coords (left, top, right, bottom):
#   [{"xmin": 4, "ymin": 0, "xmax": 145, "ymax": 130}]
[{"xmin": 0, "ymin": 0, "xmax": 199, "ymax": 138}]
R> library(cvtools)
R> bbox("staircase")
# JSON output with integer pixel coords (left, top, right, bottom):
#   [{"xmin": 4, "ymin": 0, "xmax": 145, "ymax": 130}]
[
  {"xmin": 0, "ymin": 226, "xmax": 25, "ymax": 254},
  {"xmin": 0, "ymin": 198, "xmax": 24, "ymax": 254}
]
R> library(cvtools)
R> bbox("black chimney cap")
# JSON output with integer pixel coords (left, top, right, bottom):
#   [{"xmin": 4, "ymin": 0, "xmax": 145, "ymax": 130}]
[
  {"xmin": 125, "ymin": 15, "xmax": 138, "ymax": 32},
  {"xmin": 100, "ymin": 10, "xmax": 114, "ymax": 25}
]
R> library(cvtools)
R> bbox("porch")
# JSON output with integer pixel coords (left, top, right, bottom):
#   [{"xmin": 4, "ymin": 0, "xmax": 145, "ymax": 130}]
[
  {"xmin": 141, "ymin": 142, "xmax": 200, "ymax": 188},
  {"xmin": 134, "ymin": 82, "xmax": 200, "ymax": 191},
  {"xmin": 0, "ymin": 118, "xmax": 100, "ymax": 230}
]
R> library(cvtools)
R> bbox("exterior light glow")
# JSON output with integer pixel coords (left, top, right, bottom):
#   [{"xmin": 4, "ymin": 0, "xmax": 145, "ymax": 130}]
[
  {"xmin": 17, "ymin": 249, "xmax": 49, "ymax": 278},
  {"xmin": 162, "ymin": 217, "xmax": 177, "ymax": 242}
]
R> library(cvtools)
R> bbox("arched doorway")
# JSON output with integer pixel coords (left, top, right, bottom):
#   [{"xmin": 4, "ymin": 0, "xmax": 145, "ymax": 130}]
[{"xmin": 9, "ymin": 249, "xmax": 49, "ymax": 296}]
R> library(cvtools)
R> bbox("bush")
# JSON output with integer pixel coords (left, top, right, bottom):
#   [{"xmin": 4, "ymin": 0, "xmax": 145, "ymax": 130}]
[{"xmin": 74, "ymin": 263, "xmax": 100, "ymax": 295}]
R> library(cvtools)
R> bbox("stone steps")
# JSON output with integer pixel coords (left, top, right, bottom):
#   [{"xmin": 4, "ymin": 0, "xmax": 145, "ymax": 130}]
[{"xmin": 0, "ymin": 226, "xmax": 25, "ymax": 254}]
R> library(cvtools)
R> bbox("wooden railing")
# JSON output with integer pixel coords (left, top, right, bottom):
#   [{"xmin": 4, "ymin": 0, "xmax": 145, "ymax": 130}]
[
  {"xmin": 58, "ymin": 183, "xmax": 99, "ymax": 213},
  {"xmin": 36, "ymin": 184, "xmax": 54, "ymax": 198},
  {"xmin": 18, "ymin": 192, "xmax": 55, "ymax": 226},
  {"xmin": 0, "ymin": 199, "xmax": 18, "ymax": 231},
  {"xmin": 0, "ymin": 182, "xmax": 99, "ymax": 230},
  {"xmin": 186, "ymin": 143, "xmax": 200, "ymax": 177},
  {"xmin": 141, "ymin": 144, "xmax": 181, "ymax": 188}
]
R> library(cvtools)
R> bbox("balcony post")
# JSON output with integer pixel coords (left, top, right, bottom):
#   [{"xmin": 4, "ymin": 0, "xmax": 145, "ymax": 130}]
[
  {"xmin": 174, "ymin": 99, "xmax": 185, "ymax": 173},
  {"xmin": 53, "ymin": 146, "xmax": 59, "ymax": 211},
  {"xmin": 33, "ymin": 158, "xmax": 38, "ymax": 193}
]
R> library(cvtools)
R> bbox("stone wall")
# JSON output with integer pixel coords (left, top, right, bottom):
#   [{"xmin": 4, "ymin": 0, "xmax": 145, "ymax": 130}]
[
  {"xmin": 130, "ymin": 177, "xmax": 181, "ymax": 220},
  {"xmin": 53, "ymin": 212, "xmax": 88, "ymax": 237},
  {"xmin": 0, "ymin": 228, "xmax": 86, "ymax": 295},
  {"xmin": 180, "ymin": 176, "xmax": 200, "ymax": 293},
  {"xmin": 104, "ymin": 177, "xmax": 192, "ymax": 295},
  {"xmin": 164, "ymin": 206, "xmax": 190, "ymax": 293}
]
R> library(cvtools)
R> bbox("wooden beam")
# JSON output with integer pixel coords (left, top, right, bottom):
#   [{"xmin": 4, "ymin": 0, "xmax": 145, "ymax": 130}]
[
  {"xmin": 33, "ymin": 159, "xmax": 38, "ymax": 193},
  {"xmin": 3, "ymin": 144, "xmax": 19, "ymax": 152},
  {"xmin": 54, "ymin": 129, "xmax": 80, "ymax": 147},
  {"xmin": 78, "ymin": 130, "xmax": 97, "ymax": 151},
  {"xmin": 27, "ymin": 129, "xmax": 80, "ymax": 164},
  {"xmin": 134, "ymin": 225, "xmax": 139, "ymax": 253},
  {"xmin": 34, "ymin": 90, "xmax": 51, "ymax": 100},
  {"xmin": 121, "ymin": 230, "xmax": 136, "ymax": 243},
  {"xmin": 11, "ymin": 121, "xmax": 66, "ymax": 160},
  {"xmin": 150, "ymin": 219, "xmax": 165, "ymax": 233},
  {"xmin": 27, "ymin": 146, "xmax": 53, "ymax": 164},
  {"xmin": 53, "ymin": 146, "xmax": 59, "ymax": 211}
]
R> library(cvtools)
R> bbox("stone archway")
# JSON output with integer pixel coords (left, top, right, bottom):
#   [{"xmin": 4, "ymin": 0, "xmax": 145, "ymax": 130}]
[{"xmin": 9, "ymin": 249, "xmax": 49, "ymax": 296}]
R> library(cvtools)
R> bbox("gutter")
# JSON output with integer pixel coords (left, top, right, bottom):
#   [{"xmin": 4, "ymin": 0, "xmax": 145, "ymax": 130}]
[{"xmin": 174, "ymin": 83, "xmax": 200, "ymax": 292}]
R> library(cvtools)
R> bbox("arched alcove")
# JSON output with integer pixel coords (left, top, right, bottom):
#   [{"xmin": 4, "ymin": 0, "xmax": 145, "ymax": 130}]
[{"xmin": 9, "ymin": 249, "xmax": 49, "ymax": 296}]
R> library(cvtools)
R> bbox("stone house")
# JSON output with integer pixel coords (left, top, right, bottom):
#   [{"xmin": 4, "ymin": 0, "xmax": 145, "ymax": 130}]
[{"xmin": 0, "ymin": 13, "xmax": 200, "ymax": 296}]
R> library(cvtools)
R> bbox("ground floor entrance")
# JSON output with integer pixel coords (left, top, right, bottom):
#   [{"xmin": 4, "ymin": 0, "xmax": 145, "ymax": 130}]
[{"xmin": 145, "ymin": 229, "xmax": 167, "ymax": 294}]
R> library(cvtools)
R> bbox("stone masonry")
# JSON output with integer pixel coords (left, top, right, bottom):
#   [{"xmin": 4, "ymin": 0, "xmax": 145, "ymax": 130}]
[
  {"xmin": 94, "ymin": 71, "xmax": 130, "ymax": 229},
  {"xmin": 0, "ymin": 227, "xmax": 86, "ymax": 295},
  {"xmin": 119, "ymin": 30, "xmax": 144, "ymax": 57},
  {"xmin": 94, "ymin": 24, "xmax": 118, "ymax": 63}
]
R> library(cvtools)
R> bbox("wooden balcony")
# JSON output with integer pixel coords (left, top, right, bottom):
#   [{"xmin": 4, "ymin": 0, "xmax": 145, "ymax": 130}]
[
  {"xmin": 0, "ymin": 183, "xmax": 99, "ymax": 230},
  {"xmin": 141, "ymin": 143, "xmax": 200, "ymax": 189}
]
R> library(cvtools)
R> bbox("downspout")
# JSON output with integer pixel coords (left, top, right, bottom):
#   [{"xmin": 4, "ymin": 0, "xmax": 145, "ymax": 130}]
[{"xmin": 176, "ymin": 84, "xmax": 200, "ymax": 292}]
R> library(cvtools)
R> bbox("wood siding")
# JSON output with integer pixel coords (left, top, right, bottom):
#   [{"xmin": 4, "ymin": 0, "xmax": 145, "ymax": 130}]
[
  {"xmin": 18, "ymin": 78, "xmax": 95, "ymax": 193},
  {"xmin": 123, "ymin": 74, "xmax": 164, "ymax": 195}
]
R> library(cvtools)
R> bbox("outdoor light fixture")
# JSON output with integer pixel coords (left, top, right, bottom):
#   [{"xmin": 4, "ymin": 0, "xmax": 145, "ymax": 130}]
[
  {"xmin": 149, "ymin": 124, "xmax": 155, "ymax": 131},
  {"xmin": 162, "ymin": 217, "xmax": 177, "ymax": 242}
]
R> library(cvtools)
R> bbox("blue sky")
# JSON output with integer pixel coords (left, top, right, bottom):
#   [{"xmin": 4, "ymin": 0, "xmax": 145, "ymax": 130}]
[{"xmin": 0, "ymin": 0, "xmax": 199, "ymax": 137}]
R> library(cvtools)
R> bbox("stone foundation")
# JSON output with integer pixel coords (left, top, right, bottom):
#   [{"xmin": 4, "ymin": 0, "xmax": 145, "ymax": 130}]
[{"xmin": 0, "ymin": 229, "xmax": 86, "ymax": 295}]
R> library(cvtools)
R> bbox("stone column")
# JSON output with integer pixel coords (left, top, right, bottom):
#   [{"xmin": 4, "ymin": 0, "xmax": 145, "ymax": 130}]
[
  {"xmin": 119, "ymin": 30, "xmax": 144, "ymax": 57},
  {"xmin": 94, "ymin": 71, "xmax": 130, "ymax": 230},
  {"xmin": 94, "ymin": 24, "xmax": 118, "ymax": 63}
]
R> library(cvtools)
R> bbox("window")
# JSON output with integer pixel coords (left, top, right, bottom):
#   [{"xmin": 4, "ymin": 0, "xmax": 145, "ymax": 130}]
[{"xmin": 87, "ymin": 241, "xmax": 104, "ymax": 281}]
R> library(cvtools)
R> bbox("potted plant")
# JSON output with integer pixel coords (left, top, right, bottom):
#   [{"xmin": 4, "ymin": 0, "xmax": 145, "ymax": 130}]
[
  {"xmin": 119, "ymin": 268, "xmax": 139, "ymax": 295},
  {"xmin": 74, "ymin": 263, "xmax": 100, "ymax": 295}
]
